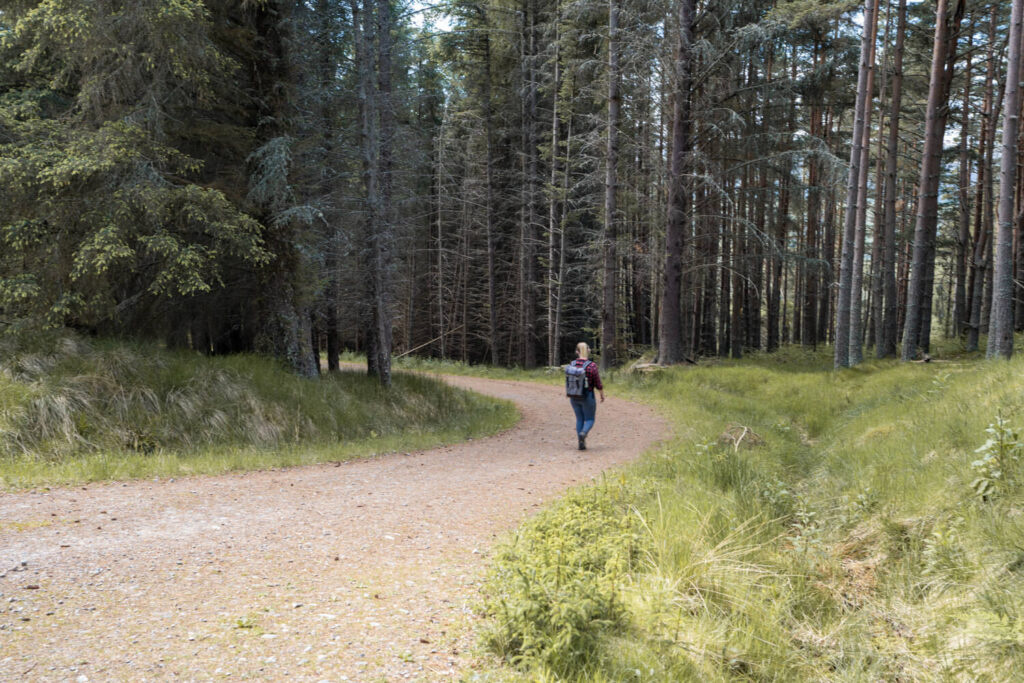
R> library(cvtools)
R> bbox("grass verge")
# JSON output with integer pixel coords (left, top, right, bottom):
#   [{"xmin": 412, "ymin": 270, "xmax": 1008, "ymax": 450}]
[
  {"xmin": 477, "ymin": 344, "xmax": 1024, "ymax": 681},
  {"xmin": 0, "ymin": 334, "xmax": 517, "ymax": 489},
  {"xmin": 369, "ymin": 352, "xmax": 559, "ymax": 383}
]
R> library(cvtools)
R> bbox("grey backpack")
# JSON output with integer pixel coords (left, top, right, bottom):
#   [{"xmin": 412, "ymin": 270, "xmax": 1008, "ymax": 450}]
[{"xmin": 565, "ymin": 360, "xmax": 592, "ymax": 398}]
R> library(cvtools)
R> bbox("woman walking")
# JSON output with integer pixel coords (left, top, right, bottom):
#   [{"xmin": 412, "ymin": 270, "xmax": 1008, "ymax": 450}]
[{"xmin": 565, "ymin": 342, "xmax": 605, "ymax": 450}]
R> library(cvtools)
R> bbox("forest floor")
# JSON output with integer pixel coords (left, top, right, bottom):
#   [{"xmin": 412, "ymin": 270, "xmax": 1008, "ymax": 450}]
[{"xmin": 0, "ymin": 373, "xmax": 665, "ymax": 682}]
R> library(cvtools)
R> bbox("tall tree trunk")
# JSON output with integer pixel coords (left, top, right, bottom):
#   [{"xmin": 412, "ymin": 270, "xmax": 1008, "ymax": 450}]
[
  {"xmin": 876, "ymin": 0, "xmax": 901, "ymax": 360},
  {"xmin": 720, "ymin": 202, "xmax": 731, "ymax": 356},
  {"xmin": 901, "ymin": 0, "xmax": 964, "ymax": 360},
  {"xmin": 731, "ymin": 188, "xmax": 744, "ymax": 359},
  {"xmin": 371, "ymin": 0, "xmax": 394, "ymax": 385},
  {"xmin": 247, "ymin": 2, "xmax": 317, "ymax": 377},
  {"xmin": 968, "ymin": 23, "xmax": 995, "ymax": 351},
  {"xmin": 482, "ymin": 32, "xmax": 500, "ymax": 365},
  {"xmin": 772, "ymin": 54, "xmax": 792, "ymax": 353},
  {"xmin": 750, "ymin": 169, "xmax": 764, "ymax": 351},
  {"xmin": 897, "ymin": 218, "xmax": 911, "ymax": 333},
  {"xmin": 849, "ymin": 6, "xmax": 879, "ymax": 365},
  {"xmin": 868, "ymin": 122, "xmax": 885, "ymax": 349},
  {"xmin": 659, "ymin": 0, "xmax": 695, "ymax": 365},
  {"xmin": 556, "ymin": 98, "xmax": 573, "ymax": 366},
  {"xmin": 835, "ymin": 0, "xmax": 877, "ymax": 368},
  {"xmin": 637, "ymin": 75, "xmax": 655, "ymax": 348},
  {"xmin": 819, "ymin": 108, "xmax": 837, "ymax": 343},
  {"xmin": 434, "ymin": 127, "xmax": 446, "ymax": 359},
  {"xmin": 921, "ymin": 11, "xmax": 962, "ymax": 356},
  {"xmin": 954, "ymin": 31, "xmax": 973, "ymax": 339},
  {"xmin": 700, "ymin": 185, "xmax": 719, "ymax": 355},
  {"xmin": 547, "ymin": 29, "xmax": 561, "ymax": 367},
  {"xmin": 982, "ymin": 193, "xmax": 996, "ymax": 333},
  {"xmin": 312, "ymin": 0, "xmax": 341, "ymax": 374},
  {"xmin": 602, "ymin": 0, "xmax": 620, "ymax": 371},
  {"xmin": 969, "ymin": 9, "xmax": 1001, "ymax": 352},
  {"xmin": 1015, "ymin": 128, "xmax": 1024, "ymax": 330},
  {"xmin": 1016, "ymin": 131, "xmax": 1024, "ymax": 329},
  {"xmin": 354, "ymin": 0, "xmax": 378, "ymax": 375},
  {"xmin": 519, "ymin": 0, "xmax": 539, "ymax": 368},
  {"xmin": 987, "ymin": 0, "xmax": 1023, "ymax": 358},
  {"xmin": 354, "ymin": 0, "xmax": 392, "ymax": 385},
  {"xmin": 325, "ymin": 240, "xmax": 340, "ymax": 372},
  {"xmin": 769, "ymin": 174, "xmax": 785, "ymax": 352},
  {"xmin": 870, "ymin": 1, "xmax": 892, "ymax": 352},
  {"xmin": 803, "ymin": 48, "xmax": 820, "ymax": 348}
]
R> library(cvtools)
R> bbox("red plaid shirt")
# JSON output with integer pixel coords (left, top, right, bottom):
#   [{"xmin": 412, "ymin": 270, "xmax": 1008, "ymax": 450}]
[{"xmin": 569, "ymin": 358, "xmax": 602, "ymax": 392}]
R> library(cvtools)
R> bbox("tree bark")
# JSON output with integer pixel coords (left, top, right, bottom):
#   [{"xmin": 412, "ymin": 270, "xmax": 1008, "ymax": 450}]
[
  {"xmin": 835, "ymin": 0, "xmax": 877, "ymax": 368},
  {"xmin": 1016, "ymin": 133, "xmax": 1024, "ymax": 329},
  {"xmin": 547, "ymin": 28, "xmax": 561, "ymax": 368},
  {"xmin": 901, "ymin": 0, "xmax": 963, "ymax": 360},
  {"xmin": 518, "ymin": 0, "xmax": 539, "ymax": 368},
  {"xmin": 849, "ymin": 5, "xmax": 879, "ymax": 365},
  {"xmin": 803, "ymin": 52, "xmax": 820, "ymax": 348},
  {"xmin": 769, "ymin": 173, "xmax": 785, "ymax": 352},
  {"xmin": 1015, "ymin": 128, "xmax": 1024, "ymax": 330},
  {"xmin": 556, "ymin": 98, "xmax": 573, "ymax": 367},
  {"xmin": 873, "ymin": 0, "xmax": 896, "ymax": 355},
  {"xmin": 601, "ymin": 0, "xmax": 620, "ymax": 371},
  {"xmin": 482, "ymin": 31, "xmax": 500, "ymax": 365},
  {"xmin": 872, "ymin": 2, "xmax": 888, "ymax": 356},
  {"xmin": 372, "ymin": 0, "xmax": 395, "ymax": 385},
  {"xmin": 969, "ymin": 8, "xmax": 1001, "ymax": 352},
  {"xmin": 659, "ymin": 0, "xmax": 695, "ymax": 365},
  {"xmin": 987, "ymin": 0, "xmax": 1024, "ymax": 358},
  {"xmin": 313, "ymin": 0, "xmax": 341, "ymax": 374},
  {"xmin": 954, "ymin": 30, "xmax": 973, "ymax": 339},
  {"xmin": 353, "ymin": 0, "xmax": 392, "ymax": 385},
  {"xmin": 819, "ymin": 108, "xmax": 837, "ymax": 344}
]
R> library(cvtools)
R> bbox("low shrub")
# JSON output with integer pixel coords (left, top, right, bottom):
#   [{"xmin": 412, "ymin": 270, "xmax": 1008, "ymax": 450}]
[{"xmin": 481, "ymin": 478, "xmax": 646, "ymax": 677}]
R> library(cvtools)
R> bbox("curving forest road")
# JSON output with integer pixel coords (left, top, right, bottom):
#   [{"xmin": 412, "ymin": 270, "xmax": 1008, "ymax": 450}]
[{"xmin": 0, "ymin": 373, "xmax": 665, "ymax": 681}]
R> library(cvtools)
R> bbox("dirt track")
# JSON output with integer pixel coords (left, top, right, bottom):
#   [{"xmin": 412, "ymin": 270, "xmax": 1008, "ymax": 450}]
[{"xmin": 0, "ymin": 373, "xmax": 665, "ymax": 682}]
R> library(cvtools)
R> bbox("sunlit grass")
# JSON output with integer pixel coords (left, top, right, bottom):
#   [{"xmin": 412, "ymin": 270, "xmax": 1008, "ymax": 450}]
[
  {"xmin": 0, "ymin": 334, "xmax": 518, "ymax": 489},
  {"xmin": 361, "ymin": 352, "xmax": 561, "ymax": 383},
  {"xmin": 479, "ymin": 341, "xmax": 1024, "ymax": 681}
]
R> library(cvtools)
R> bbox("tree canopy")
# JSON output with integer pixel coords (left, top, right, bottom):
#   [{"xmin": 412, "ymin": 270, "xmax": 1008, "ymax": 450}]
[{"xmin": 2, "ymin": 0, "xmax": 1023, "ymax": 376}]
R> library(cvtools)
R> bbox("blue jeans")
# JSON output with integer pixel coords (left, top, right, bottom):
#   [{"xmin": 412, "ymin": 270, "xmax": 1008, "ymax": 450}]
[{"xmin": 570, "ymin": 392, "xmax": 597, "ymax": 436}]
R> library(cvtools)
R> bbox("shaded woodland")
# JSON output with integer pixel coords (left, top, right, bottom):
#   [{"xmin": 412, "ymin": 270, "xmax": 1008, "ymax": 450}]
[{"xmin": 2, "ymin": 0, "xmax": 1023, "ymax": 382}]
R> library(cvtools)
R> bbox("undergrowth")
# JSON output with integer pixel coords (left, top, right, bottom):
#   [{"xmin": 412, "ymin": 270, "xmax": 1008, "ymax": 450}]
[
  {"xmin": 476, "ymin": 344, "xmax": 1024, "ymax": 681},
  {"xmin": 0, "ymin": 333, "xmax": 517, "ymax": 488},
  {"xmin": 480, "ymin": 477, "xmax": 647, "ymax": 677}
]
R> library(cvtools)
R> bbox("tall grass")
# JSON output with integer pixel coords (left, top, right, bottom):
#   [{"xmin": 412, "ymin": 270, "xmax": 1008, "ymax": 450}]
[
  {"xmin": 0, "ymin": 333, "xmax": 517, "ymax": 488},
  {"xmin": 480, "ymin": 346, "xmax": 1024, "ymax": 681}
]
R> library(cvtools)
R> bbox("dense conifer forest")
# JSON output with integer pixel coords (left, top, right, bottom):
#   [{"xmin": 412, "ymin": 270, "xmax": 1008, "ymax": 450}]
[
  {"xmin": 2, "ymin": 0, "xmax": 1022, "ymax": 379},
  {"xmin": 7, "ymin": 4, "xmax": 1024, "ymax": 678}
]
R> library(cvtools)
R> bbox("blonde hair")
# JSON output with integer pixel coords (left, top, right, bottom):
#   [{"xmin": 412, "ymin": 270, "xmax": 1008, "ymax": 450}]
[{"xmin": 576, "ymin": 342, "xmax": 590, "ymax": 359}]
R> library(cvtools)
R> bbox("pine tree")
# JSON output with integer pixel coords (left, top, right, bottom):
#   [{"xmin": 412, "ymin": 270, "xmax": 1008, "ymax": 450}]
[{"xmin": 986, "ymin": 0, "xmax": 1024, "ymax": 359}]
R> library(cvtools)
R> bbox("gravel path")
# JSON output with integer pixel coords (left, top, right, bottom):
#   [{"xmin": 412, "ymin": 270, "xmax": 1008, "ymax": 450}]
[{"xmin": 0, "ymin": 373, "xmax": 665, "ymax": 682}]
